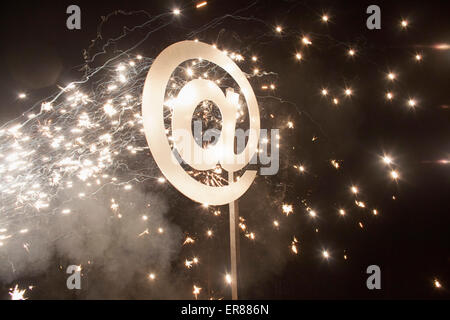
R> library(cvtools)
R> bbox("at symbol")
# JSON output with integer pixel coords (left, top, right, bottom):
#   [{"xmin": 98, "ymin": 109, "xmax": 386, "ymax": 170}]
[{"xmin": 142, "ymin": 41, "xmax": 260, "ymax": 205}]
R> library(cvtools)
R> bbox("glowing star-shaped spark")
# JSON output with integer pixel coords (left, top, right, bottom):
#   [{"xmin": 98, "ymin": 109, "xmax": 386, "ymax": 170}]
[
  {"xmin": 9, "ymin": 285, "xmax": 27, "ymax": 300},
  {"xmin": 408, "ymin": 99, "xmax": 417, "ymax": 107},
  {"xmin": 193, "ymin": 285, "xmax": 202, "ymax": 297},
  {"xmin": 386, "ymin": 92, "xmax": 394, "ymax": 100},
  {"xmin": 302, "ymin": 37, "xmax": 312, "ymax": 45},
  {"xmin": 434, "ymin": 279, "xmax": 442, "ymax": 288},
  {"xmin": 282, "ymin": 204, "xmax": 293, "ymax": 216},
  {"xmin": 383, "ymin": 155, "xmax": 393, "ymax": 165},
  {"xmin": 391, "ymin": 170, "xmax": 399, "ymax": 180}
]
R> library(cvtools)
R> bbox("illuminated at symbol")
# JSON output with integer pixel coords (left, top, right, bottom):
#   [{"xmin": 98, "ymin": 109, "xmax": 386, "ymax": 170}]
[{"xmin": 142, "ymin": 41, "xmax": 260, "ymax": 205}]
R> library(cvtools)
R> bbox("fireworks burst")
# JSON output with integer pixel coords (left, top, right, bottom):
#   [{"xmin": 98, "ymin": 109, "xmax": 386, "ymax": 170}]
[{"xmin": 0, "ymin": 1, "xmax": 446, "ymax": 299}]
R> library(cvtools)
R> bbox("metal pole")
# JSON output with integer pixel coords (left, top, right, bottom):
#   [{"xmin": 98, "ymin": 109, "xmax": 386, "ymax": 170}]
[{"xmin": 229, "ymin": 172, "xmax": 240, "ymax": 300}]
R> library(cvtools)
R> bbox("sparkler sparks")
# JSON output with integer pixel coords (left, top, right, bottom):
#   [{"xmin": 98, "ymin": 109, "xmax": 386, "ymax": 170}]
[
  {"xmin": 408, "ymin": 98, "xmax": 417, "ymax": 107},
  {"xmin": 308, "ymin": 210, "xmax": 317, "ymax": 218},
  {"xmin": 9, "ymin": 285, "xmax": 27, "ymax": 300},
  {"xmin": 383, "ymin": 155, "xmax": 393, "ymax": 165},
  {"xmin": 386, "ymin": 92, "xmax": 394, "ymax": 100},
  {"xmin": 282, "ymin": 204, "xmax": 293, "ymax": 216},
  {"xmin": 196, "ymin": 1, "xmax": 207, "ymax": 9},
  {"xmin": 291, "ymin": 237, "xmax": 299, "ymax": 254},
  {"xmin": 193, "ymin": 285, "xmax": 202, "ymax": 299},
  {"xmin": 0, "ymin": 1, "xmax": 444, "ymax": 300},
  {"xmin": 433, "ymin": 279, "xmax": 442, "ymax": 288},
  {"xmin": 391, "ymin": 170, "xmax": 399, "ymax": 180},
  {"xmin": 302, "ymin": 36, "xmax": 312, "ymax": 46}
]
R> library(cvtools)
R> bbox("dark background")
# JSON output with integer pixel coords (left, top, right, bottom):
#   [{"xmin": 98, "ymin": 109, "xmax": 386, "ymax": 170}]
[{"xmin": 0, "ymin": 0, "xmax": 449, "ymax": 299}]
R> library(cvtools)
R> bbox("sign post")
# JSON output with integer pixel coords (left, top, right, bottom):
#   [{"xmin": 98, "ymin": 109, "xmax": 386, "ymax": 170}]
[
  {"xmin": 142, "ymin": 40, "xmax": 261, "ymax": 301},
  {"xmin": 229, "ymin": 172, "xmax": 240, "ymax": 300}
]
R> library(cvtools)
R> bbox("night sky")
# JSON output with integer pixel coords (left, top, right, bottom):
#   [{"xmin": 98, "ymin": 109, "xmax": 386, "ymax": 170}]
[{"xmin": 0, "ymin": 0, "xmax": 449, "ymax": 299}]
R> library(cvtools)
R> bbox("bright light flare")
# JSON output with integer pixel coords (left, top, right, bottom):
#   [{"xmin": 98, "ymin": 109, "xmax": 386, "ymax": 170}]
[
  {"xmin": 282, "ymin": 204, "xmax": 293, "ymax": 216},
  {"xmin": 391, "ymin": 170, "xmax": 399, "ymax": 180},
  {"xmin": 291, "ymin": 237, "xmax": 299, "ymax": 254},
  {"xmin": 193, "ymin": 285, "xmax": 201, "ymax": 298},
  {"xmin": 302, "ymin": 37, "xmax": 312, "ymax": 45},
  {"xmin": 383, "ymin": 155, "xmax": 393, "ymax": 165},
  {"xmin": 9, "ymin": 285, "xmax": 27, "ymax": 300},
  {"xmin": 386, "ymin": 92, "xmax": 394, "ymax": 100},
  {"xmin": 434, "ymin": 279, "xmax": 442, "ymax": 288}
]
